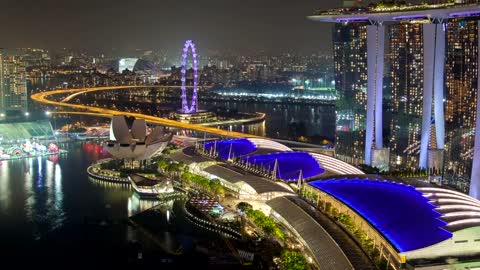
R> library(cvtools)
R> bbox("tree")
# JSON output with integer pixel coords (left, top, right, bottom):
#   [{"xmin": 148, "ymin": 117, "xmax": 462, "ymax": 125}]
[
  {"xmin": 214, "ymin": 185, "xmax": 225, "ymax": 197},
  {"xmin": 280, "ymin": 250, "xmax": 308, "ymax": 270},
  {"xmin": 210, "ymin": 180, "xmax": 225, "ymax": 197},
  {"xmin": 157, "ymin": 159, "xmax": 170, "ymax": 172},
  {"xmin": 237, "ymin": 202, "xmax": 253, "ymax": 212},
  {"xmin": 246, "ymin": 209, "xmax": 285, "ymax": 240}
]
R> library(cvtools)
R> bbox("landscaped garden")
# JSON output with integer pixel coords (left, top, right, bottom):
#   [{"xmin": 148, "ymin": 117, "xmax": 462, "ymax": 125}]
[{"xmin": 245, "ymin": 209, "xmax": 285, "ymax": 241}]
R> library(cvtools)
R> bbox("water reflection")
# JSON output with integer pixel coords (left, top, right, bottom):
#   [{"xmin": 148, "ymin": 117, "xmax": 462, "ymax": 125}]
[
  {"xmin": 0, "ymin": 142, "xmax": 231, "ymax": 251},
  {"xmin": 83, "ymin": 141, "xmax": 111, "ymax": 161},
  {"xmin": 0, "ymin": 159, "xmax": 11, "ymax": 213},
  {"xmin": 127, "ymin": 193, "xmax": 159, "ymax": 217},
  {"xmin": 9, "ymin": 156, "xmax": 67, "ymax": 240},
  {"xmin": 89, "ymin": 177, "xmax": 166, "ymax": 217},
  {"xmin": 226, "ymin": 120, "xmax": 266, "ymax": 137},
  {"xmin": 199, "ymin": 101, "xmax": 335, "ymax": 140},
  {"xmin": 0, "ymin": 142, "xmax": 144, "ymax": 244}
]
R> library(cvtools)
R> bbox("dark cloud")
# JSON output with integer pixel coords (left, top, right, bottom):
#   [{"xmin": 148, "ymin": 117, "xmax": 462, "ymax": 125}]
[{"xmin": 0, "ymin": 0, "xmax": 341, "ymax": 54}]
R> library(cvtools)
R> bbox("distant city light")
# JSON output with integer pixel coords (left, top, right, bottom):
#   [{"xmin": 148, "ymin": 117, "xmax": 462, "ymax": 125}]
[
  {"xmin": 45, "ymin": 111, "xmax": 51, "ymax": 116},
  {"xmin": 0, "ymin": 113, "xmax": 4, "ymax": 117},
  {"xmin": 216, "ymin": 91, "xmax": 336, "ymax": 101},
  {"xmin": 25, "ymin": 112, "xmax": 30, "ymax": 116}
]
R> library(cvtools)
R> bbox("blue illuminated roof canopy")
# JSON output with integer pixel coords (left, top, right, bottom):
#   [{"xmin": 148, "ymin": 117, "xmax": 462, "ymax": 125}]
[
  {"xmin": 204, "ymin": 139, "xmax": 257, "ymax": 159},
  {"xmin": 309, "ymin": 179, "xmax": 452, "ymax": 252},
  {"xmin": 242, "ymin": 152, "xmax": 324, "ymax": 181}
]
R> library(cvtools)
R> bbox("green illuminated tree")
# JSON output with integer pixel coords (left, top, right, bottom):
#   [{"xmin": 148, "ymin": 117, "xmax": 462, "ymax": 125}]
[{"xmin": 280, "ymin": 250, "xmax": 308, "ymax": 270}]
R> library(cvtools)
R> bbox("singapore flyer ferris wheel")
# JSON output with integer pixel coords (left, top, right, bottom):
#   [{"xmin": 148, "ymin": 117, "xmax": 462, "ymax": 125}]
[{"xmin": 180, "ymin": 40, "xmax": 199, "ymax": 114}]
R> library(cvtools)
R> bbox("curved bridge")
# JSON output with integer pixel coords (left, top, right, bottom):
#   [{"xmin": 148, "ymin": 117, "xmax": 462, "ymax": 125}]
[{"xmin": 31, "ymin": 85, "xmax": 261, "ymax": 139}]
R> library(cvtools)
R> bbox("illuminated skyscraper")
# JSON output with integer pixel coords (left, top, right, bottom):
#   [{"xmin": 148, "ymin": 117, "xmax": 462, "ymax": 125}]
[
  {"xmin": 331, "ymin": 20, "xmax": 473, "ymax": 177},
  {"xmin": 387, "ymin": 23, "xmax": 424, "ymax": 169},
  {"xmin": 310, "ymin": 0, "xmax": 480, "ymax": 198},
  {"xmin": 0, "ymin": 51, "xmax": 27, "ymax": 118},
  {"xmin": 333, "ymin": 18, "xmax": 480, "ymax": 192},
  {"xmin": 443, "ymin": 18, "xmax": 479, "ymax": 193},
  {"xmin": 333, "ymin": 23, "xmax": 368, "ymax": 164}
]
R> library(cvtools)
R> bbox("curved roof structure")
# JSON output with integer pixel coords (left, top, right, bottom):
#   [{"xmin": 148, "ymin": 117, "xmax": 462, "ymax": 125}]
[
  {"xmin": 203, "ymin": 164, "xmax": 292, "ymax": 195},
  {"xmin": 309, "ymin": 153, "xmax": 364, "ymax": 175},
  {"xmin": 248, "ymin": 138, "xmax": 292, "ymax": 152},
  {"xmin": 267, "ymin": 196, "xmax": 354, "ymax": 270},
  {"xmin": 202, "ymin": 139, "xmax": 363, "ymax": 177},
  {"xmin": 309, "ymin": 179, "xmax": 452, "ymax": 252},
  {"xmin": 203, "ymin": 138, "xmax": 292, "ymax": 160},
  {"xmin": 242, "ymin": 152, "xmax": 325, "ymax": 181},
  {"xmin": 418, "ymin": 187, "xmax": 480, "ymax": 231},
  {"xmin": 204, "ymin": 138, "xmax": 257, "ymax": 159}
]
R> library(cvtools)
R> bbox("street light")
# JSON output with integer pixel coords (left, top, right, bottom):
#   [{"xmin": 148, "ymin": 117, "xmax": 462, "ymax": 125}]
[
  {"xmin": 25, "ymin": 112, "xmax": 30, "ymax": 117},
  {"xmin": 45, "ymin": 111, "xmax": 51, "ymax": 116}
]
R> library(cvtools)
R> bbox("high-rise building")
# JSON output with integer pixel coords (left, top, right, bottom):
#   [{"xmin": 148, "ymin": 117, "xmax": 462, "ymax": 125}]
[
  {"xmin": 443, "ymin": 18, "xmax": 479, "ymax": 193},
  {"xmin": 387, "ymin": 23, "xmax": 424, "ymax": 169},
  {"xmin": 0, "ymin": 51, "xmax": 27, "ymax": 118},
  {"xmin": 310, "ymin": 0, "xmax": 480, "ymax": 197},
  {"xmin": 332, "ymin": 17, "xmax": 480, "ymax": 192},
  {"xmin": 333, "ymin": 23, "xmax": 368, "ymax": 164}
]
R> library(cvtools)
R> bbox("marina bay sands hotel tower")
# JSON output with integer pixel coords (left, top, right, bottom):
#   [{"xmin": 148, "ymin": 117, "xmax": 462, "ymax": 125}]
[{"xmin": 309, "ymin": 1, "xmax": 480, "ymax": 199}]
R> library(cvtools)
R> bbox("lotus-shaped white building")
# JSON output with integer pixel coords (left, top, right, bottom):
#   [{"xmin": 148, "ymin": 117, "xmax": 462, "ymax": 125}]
[{"xmin": 105, "ymin": 115, "xmax": 172, "ymax": 160}]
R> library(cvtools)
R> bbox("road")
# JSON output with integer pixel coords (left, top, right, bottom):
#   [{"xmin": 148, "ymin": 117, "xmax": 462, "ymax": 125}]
[{"xmin": 31, "ymin": 85, "xmax": 262, "ymax": 139}]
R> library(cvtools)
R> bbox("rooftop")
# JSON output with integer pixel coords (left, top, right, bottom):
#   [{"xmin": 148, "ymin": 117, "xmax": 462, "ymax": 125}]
[
  {"xmin": 204, "ymin": 164, "xmax": 292, "ymax": 194},
  {"xmin": 267, "ymin": 196, "xmax": 354, "ymax": 270},
  {"xmin": 129, "ymin": 174, "xmax": 162, "ymax": 187},
  {"xmin": 204, "ymin": 138, "xmax": 257, "ymax": 159},
  {"xmin": 309, "ymin": 179, "xmax": 453, "ymax": 252},
  {"xmin": 309, "ymin": 2, "xmax": 480, "ymax": 23},
  {"xmin": 241, "ymin": 152, "xmax": 325, "ymax": 181},
  {"xmin": 169, "ymin": 146, "xmax": 212, "ymax": 165},
  {"xmin": 0, "ymin": 120, "xmax": 54, "ymax": 141}
]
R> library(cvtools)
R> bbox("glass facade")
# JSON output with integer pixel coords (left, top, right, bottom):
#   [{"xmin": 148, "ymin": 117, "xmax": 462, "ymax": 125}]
[
  {"xmin": 443, "ymin": 18, "xmax": 478, "ymax": 193},
  {"xmin": 387, "ymin": 23, "xmax": 424, "ymax": 169},
  {"xmin": 0, "ymin": 120, "xmax": 54, "ymax": 143},
  {"xmin": 333, "ymin": 19, "xmax": 480, "ymax": 193},
  {"xmin": 0, "ymin": 52, "xmax": 28, "ymax": 115},
  {"xmin": 333, "ymin": 23, "xmax": 368, "ymax": 164}
]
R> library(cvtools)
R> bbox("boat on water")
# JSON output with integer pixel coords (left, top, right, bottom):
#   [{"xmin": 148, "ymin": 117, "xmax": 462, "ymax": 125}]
[{"xmin": 129, "ymin": 174, "xmax": 174, "ymax": 198}]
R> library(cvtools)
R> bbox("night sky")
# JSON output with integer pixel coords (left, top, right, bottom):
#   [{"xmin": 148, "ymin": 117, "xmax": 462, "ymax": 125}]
[{"xmin": 0, "ymin": 0, "xmax": 343, "ymax": 54}]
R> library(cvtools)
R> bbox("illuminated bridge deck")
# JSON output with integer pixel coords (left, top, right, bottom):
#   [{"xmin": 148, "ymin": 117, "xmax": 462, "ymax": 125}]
[{"xmin": 31, "ymin": 86, "xmax": 262, "ymax": 139}]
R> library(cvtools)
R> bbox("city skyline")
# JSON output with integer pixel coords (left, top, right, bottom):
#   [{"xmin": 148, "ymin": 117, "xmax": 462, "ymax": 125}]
[{"xmin": 2, "ymin": 1, "xmax": 480, "ymax": 268}]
